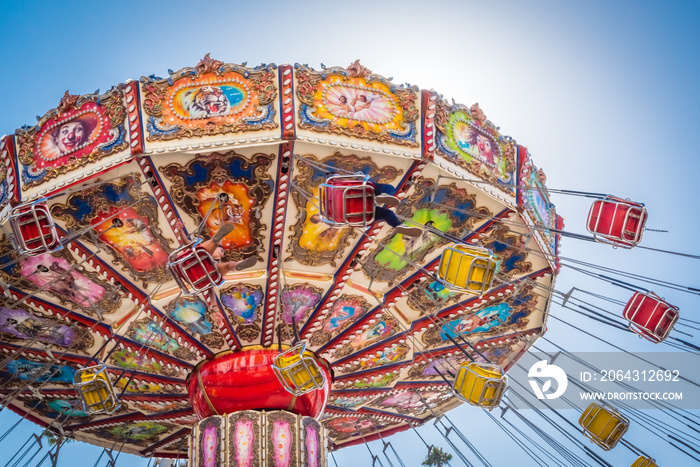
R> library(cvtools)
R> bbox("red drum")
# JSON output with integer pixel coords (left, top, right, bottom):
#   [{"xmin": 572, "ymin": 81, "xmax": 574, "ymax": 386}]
[
  {"xmin": 167, "ymin": 240, "xmax": 223, "ymax": 295},
  {"xmin": 319, "ymin": 174, "xmax": 375, "ymax": 226},
  {"xmin": 8, "ymin": 200, "xmax": 62, "ymax": 255},
  {"xmin": 187, "ymin": 347, "xmax": 332, "ymax": 420},
  {"xmin": 586, "ymin": 196, "xmax": 647, "ymax": 248},
  {"xmin": 623, "ymin": 291, "xmax": 679, "ymax": 343}
]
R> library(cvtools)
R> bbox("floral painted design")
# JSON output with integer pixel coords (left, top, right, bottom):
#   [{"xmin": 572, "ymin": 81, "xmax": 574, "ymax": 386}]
[
  {"xmin": 202, "ymin": 424, "xmax": 218, "ymax": 467},
  {"xmin": 304, "ymin": 420, "xmax": 322, "ymax": 467},
  {"xmin": 221, "ymin": 285, "xmax": 263, "ymax": 324},
  {"xmin": 272, "ymin": 420, "xmax": 292, "ymax": 467},
  {"xmin": 280, "ymin": 283, "xmax": 323, "ymax": 324},
  {"xmin": 221, "ymin": 284, "xmax": 264, "ymax": 342},
  {"xmin": 232, "ymin": 418, "xmax": 255, "ymax": 467}
]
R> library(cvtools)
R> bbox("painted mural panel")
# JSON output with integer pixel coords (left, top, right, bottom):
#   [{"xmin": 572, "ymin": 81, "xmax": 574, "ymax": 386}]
[
  {"xmin": 520, "ymin": 159, "xmax": 560, "ymax": 257},
  {"xmin": 478, "ymin": 223, "xmax": 533, "ymax": 279},
  {"xmin": 362, "ymin": 179, "xmax": 490, "ymax": 283},
  {"xmin": 302, "ymin": 418, "xmax": 323, "ymax": 467},
  {"xmin": 336, "ymin": 341, "xmax": 411, "ymax": 375},
  {"xmin": 220, "ymin": 283, "xmax": 264, "ymax": 341},
  {"xmin": 288, "ymin": 153, "xmax": 401, "ymax": 266},
  {"xmin": 406, "ymin": 355, "xmax": 468, "ymax": 381},
  {"xmin": 165, "ymin": 296, "xmax": 225, "ymax": 349},
  {"xmin": 51, "ymin": 175, "xmax": 173, "ymax": 286},
  {"xmin": 15, "ymin": 89, "xmax": 128, "ymax": 188},
  {"xmin": 126, "ymin": 318, "xmax": 196, "ymax": 360},
  {"xmin": 132, "ymin": 400, "xmax": 189, "ymax": 415},
  {"xmin": 0, "ymin": 358, "xmax": 76, "ymax": 386},
  {"xmin": 26, "ymin": 398, "xmax": 90, "ymax": 420},
  {"xmin": 327, "ymin": 395, "xmax": 375, "ymax": 411},
  {"xmin": 115, "ymin": 378, "xmax": 165, "ymax": 395},
  {"xmin": 161, "ymin": 150, "xmax": 274, "ymax": 261},
  {"xmin": 0, "ymin": 307, "xmax": 93, "ymax": 353},
  {"xmin": 277, "ymin": 283, "xmax": 324, "ymax": 342},
  {"xmin": 308, "ymin": 294, "xmax": 372, "ymax": 347},
  {"xmin": 330, "ymin": 313, "xmax": 402, "ymax": 363},
  {"xmin": 335, "ymin": 370, "xmax": 401, "ymax": 390},
  {"xmin": 227, "ymin": 411, "xmax": 261, "ymax": 467},
  {"xmin": 141, "ymin": 55, "xmax": 277, "ymax": 141},
  {"xmin": 323, "ymin": 416, "xmax": 397, "ymax": 442},
  {"xmin": 296, "ymin": 61, "xmax": 419, "ymax": 146},
  {"xmin": 369, "ymin": 389, "xmax": 453, "ymax": 416},
  {"xmin": 435, "ymin": 102, "xmax": 517, "ymax": 192},
  {"xmin": 108, "ymin": 347, "xmax": 183, "ymax": 378},
  {"xmin": 421, "ymin": 285, "xmax": 538, "ymax": 349},
  {"xmin": 406, "ymin": 280, "xmax": 458, "ymax": 314},
  {"xmin": 0, "ymin": 245, "xmax": 122, "ymax": 317},
  {"xmin": 265, "ymin": 411, "xmax": 297, "ymax": 467},
  {"xmin": 94, "ymin": 421, "xmax": 174, "ymax": 447}
]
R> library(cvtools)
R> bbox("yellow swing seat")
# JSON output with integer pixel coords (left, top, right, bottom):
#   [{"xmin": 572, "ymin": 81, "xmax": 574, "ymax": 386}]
[
  {"xmin": 630, "ymin": 457, "xmax": 658, "ymax": 467},
  {"xmin": 438, "ymin": 244, "xmax": 498, "ymax": 296},
  {"xmin": 453, "ymin": 361, "xmax": 506, "ymax": 409},
  {"xmin": 73, "ymin": 363, "xmax": 120, "ymax": 415},
  {"xmin": 578, "ymin": 402, "xmax": 629, "ymax": 451},
  {"xmin": 271, "ymin": 343, "xmax": 327, "ymax": 396}
]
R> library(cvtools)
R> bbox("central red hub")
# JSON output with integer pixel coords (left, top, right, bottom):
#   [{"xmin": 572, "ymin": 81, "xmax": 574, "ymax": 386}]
[{"xmin": 186, "ymin": 346, "xmax": 333, "ymax": 420}]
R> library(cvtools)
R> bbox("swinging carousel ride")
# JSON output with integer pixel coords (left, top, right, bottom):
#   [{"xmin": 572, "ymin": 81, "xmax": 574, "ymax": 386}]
[{"xmin": 0, "ymin": 56, "xmax": 678, "ymax": 466}]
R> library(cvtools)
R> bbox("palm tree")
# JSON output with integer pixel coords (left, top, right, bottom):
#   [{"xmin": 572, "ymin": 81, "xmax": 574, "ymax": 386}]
[
  {"xmin": 41, "ymin": 432, "xmax": 75, "ymax": 467},
  {"xmin": 422, "ymin": 446, "xmax": 452, "ymax": 467}
]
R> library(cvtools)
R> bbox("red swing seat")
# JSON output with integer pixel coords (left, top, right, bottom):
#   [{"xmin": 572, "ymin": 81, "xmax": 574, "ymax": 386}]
[
  {"xmin": 8, "ymin": 200, "xmax": 62, "ymax": 256},
  {"xmin": 623, "ymin": 291, "xmax": 679, "ymax": 343},
  {"xmin": 319, "ymin": 174, "xmax": 375, "ymax": 226},
  {"xmin": 167, "ymin": 238, "xmax": 224, "ymax": 295},
  {"xmin": 586, "ymin": 196, "xmax": 647, "ymax": 248}
]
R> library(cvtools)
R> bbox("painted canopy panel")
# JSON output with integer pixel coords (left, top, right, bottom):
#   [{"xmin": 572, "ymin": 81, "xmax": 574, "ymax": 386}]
[{"xmin": 0, "ymin": 57, "xmax": 558, "ymax": 458}]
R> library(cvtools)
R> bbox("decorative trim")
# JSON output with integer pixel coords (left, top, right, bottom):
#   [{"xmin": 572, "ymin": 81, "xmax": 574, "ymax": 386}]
[
  {"xmin": 124, "ymin": 80, "xmax": 144, "ymax": 156},
  {"xmin": 279, "ymin": 64, "xmax": 296, "ymax": 140},
  {"xmin": 261, "ymin": 142, "xmax": 293, "ymax": 347}
]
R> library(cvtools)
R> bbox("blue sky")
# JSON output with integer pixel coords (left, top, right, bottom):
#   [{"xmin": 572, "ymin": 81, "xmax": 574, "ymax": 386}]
[{"xmin": 0, "ymin": 0, "xmax": 699, "ymax": 465}]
